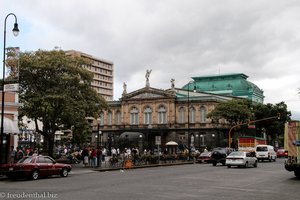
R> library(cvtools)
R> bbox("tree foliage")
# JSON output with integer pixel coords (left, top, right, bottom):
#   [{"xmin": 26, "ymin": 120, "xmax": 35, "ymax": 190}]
[
  {"xmin": 252, "ymin": 101, "xmax": 291, "ymax": 142},
  {"xmin": 207, "ymin": 99, "xmax": 252, "ymax": 125},
  {"xmin": 207, "ymin": 99, "xmax": 291, "ymax": 144},
  {"xmin": 19, "ymin": 50, "xmax": 108, "ymax": 156}
]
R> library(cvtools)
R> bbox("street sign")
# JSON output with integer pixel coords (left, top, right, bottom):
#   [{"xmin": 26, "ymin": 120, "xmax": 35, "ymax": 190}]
[
  {"xmin": 155, "ymin": 136, "xmax": 161, "ymax": 145},
  {"xmin": 4, "ymin": 83, "xmax": 19, "ymax": 92}
]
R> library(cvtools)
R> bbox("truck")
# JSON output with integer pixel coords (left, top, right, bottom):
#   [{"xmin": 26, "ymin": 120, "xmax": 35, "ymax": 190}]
[
  {"xmin": 284, "ymin": 121, "xmax": 300, "ymax": 178},
  {"xmin": 238, "ymin": 136, "xmax": 267, "ymax": 152}
]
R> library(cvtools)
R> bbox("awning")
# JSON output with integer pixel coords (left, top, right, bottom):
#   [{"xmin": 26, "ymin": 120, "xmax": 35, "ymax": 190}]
[
  {"xmin": 119, "ymin": 132, "xmax": 145, "ymax": 141},
  {"xmin": 0, "ymin": 117, "xmax": 19, "ymax": 134},
  {"xmin": 166, "ymin": 141, "xmax": 178, "ymax": 146}
]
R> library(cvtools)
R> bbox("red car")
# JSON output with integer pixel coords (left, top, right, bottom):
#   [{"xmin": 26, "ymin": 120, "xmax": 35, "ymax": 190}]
[
  {"xmin": 276, "ymin": 148, "xmax": 288, "ymax": 158},
  {"xmin": 0, "ymin": 155, "xmax": 71, "ymax": 180},
  {"xmin": 197, "ymin": 151, "xmax": 212, "ymax": 163}
]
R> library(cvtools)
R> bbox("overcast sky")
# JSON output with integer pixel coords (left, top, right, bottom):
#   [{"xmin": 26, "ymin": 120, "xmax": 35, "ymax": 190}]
[{"xmin": 2, "ymin": 0, "xmax": 300, "ymax": 120}]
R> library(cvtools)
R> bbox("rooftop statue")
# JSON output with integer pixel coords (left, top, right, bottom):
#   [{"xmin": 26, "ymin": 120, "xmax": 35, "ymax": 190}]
[
  {"xmin": 171, "ymin": 78, "xmax": 175, "ymax": 89},
  {"xmin": 145, "ymin": 69, "xmax": 152, "ymax": 87},
  {"xmin": 122, "ymin": 82, "xmax": 127, "ymax": 96}
]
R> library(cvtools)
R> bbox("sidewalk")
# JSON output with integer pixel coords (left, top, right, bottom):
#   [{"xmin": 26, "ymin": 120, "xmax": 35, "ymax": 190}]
[{"xmin": 71, "ymin": 160, "xmax": 195, "ymax": 172}]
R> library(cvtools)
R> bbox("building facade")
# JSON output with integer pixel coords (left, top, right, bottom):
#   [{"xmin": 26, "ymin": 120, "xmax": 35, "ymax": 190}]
[
  {"xmin": 65, "ymin": 50, "xmax": 114, "ymax": 101},
  {"xmin": 0, "ymin": 91, "xmax": 20, "ymax": 163},
  {"xmin": 95, "ymin": 80, "xmax": 237, "ymax": 152}
]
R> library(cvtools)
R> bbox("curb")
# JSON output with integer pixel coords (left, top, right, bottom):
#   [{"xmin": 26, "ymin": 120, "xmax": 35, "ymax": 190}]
[{"xmin": 93, "ymin": 161, "xmax": 195, "ymax": 172}]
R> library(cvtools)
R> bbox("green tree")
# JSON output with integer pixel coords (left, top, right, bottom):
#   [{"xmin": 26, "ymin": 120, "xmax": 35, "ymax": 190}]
[
  {"xmin": 252, "ymin": 101, "xmax": 291, "ymax": 145},
  {"xmin": 18, "ymin": 50, "xmax": 108, "ymax": 156},
  {"xmin": 207, "ymin": 98, "xmax": 291, "ymax": 146},
  {"xmin": 207, "ymin": 99, "xmax": 252, "ymax": 125}
]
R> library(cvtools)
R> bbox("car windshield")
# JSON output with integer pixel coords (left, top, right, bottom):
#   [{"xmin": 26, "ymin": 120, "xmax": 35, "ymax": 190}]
[
  {"xmin": 256, "ymin": 147, "xmax": 268, "ymax": 151},
  {"xmin": 228, "ymin": 152, "xmax": 244, "ymax": 156},
  {"xmin": 17, "ymin": 157, "xmax": 33, "ymax": 163}
]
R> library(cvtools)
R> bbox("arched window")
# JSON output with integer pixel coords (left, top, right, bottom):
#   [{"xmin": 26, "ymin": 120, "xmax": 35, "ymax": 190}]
[
  {"xmin": 179, "ymin": 107, "xmax": 185, "ymax": 123},
  {"xmin": 144, "ymin": 106, "xmax": 152, "ymax": 124},
  {"xmin": 189, "ymin": 107, "xmax": 195, "ymax": 123},
  {"xmin": 157, "ymin": 106, "xmax": 166, "ymax": 124},
  {"xmin": 200, "ymin": 106, "xmax": 206, "ymax": 123},
  {"xmin": 100, "ymin": 112, "xmax": 104, "ymax": 125},
  {"xmin": 115, "ymin": 111, "xmax": 121, "ymax": 125},
  {"xmin": 107, "ymin": 112, "xmax": 112, "ymax": 125},
  {"xmin": 130, "ymin": 107, "xmax": 139, "ymax": 125}
]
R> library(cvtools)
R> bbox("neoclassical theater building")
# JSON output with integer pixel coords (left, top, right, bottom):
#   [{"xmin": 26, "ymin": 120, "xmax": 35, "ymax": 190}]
[{"xmin": 94, "ymin": 72, "xmax": 264, "ymax": 151}]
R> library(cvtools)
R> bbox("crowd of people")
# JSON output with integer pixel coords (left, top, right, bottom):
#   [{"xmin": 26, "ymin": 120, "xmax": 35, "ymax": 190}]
[
  {"xmin": 9, "ymin": 146, "xmax": 38, "ymax": 164},
  {"xmin": 55, "ymin": 145, "xmax": 167, "ymax": 168},
  {"xmin": 8, "ymin": 144, "xmax": 202, "ymax": 167}
]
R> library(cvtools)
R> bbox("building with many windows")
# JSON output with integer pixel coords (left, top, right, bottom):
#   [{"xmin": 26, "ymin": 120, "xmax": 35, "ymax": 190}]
[
  {"xmin": 65, "ymin": 50, "xmax": 114, "ymax": 101},
  {"xmin": 95, "ymin": 76, "xmax": 240, "ymax": 152},
  {"xmin": 94, "ymin": 73, "xmax": 265, "ymax": 153}
]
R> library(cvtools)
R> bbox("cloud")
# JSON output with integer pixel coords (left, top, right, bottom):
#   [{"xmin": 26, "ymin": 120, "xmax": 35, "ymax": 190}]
[{"xmin": 3, "ymin": 0, "xmax": 300, "ymax": 119}]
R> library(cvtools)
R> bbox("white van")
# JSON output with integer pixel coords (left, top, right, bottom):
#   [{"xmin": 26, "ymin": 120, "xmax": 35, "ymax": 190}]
[{"xmin": 255, "ymin": 145, "xmax": 276, "ymax": 162}]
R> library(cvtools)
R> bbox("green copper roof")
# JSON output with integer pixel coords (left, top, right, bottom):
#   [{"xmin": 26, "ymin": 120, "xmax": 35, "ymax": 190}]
[{"xmin": 182, "ymin": 73, "xmax": 264, "ymax": 103}]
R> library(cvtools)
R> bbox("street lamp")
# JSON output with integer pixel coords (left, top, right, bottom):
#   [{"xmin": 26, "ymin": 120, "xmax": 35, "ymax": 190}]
[
  {"xmin": 96, "ymin": 120, "xmax": 102, "ymax": 167},
  {"xmin": 212, "ymin": 134, "xmax": 215, "ymax": 149},
  {"xmin": 187, "ymin": 81, "xmax": 196, "ymax": 158},
  {"xmin": 200, "ymin": 134, "xmax": 205, "ymax": 146},
  {"xmin": 196, "ymin": 134, "xmax": 200, "ymax": 150},
  {"xmin": 0, "ymin": 13, "xmax": 19, "ymax": 164},
  {"xmin": 139, "ymin": 134, "xmax": 143, "ymax": 153}
]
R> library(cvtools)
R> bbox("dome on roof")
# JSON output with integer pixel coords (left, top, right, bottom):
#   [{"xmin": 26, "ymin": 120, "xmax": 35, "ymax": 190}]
[{"xmin": 182, "ymin": 73, "xmax": 264, "ymax": 103}]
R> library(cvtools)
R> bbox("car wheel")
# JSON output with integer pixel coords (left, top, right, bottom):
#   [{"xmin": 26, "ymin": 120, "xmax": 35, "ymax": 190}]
[
  {"xmin": 61, "ymin": 168, "xmax": 68, "ymax": 177},
  {"xmin": 31, "ymin": 170, "xmax": 39, "ymax": 180},
  {"xmin": 227, "ymin": 165, "xmax": 231, "ymax": 168},
  {"xmin": 212, "ymin": 161, "xmax": 217, "ymax": 166},
  {"xmin": 253, "ymin": 161, "xmax": 258, "ymax": 168},
  {"xmin": 221, "ymin": 161, "xmax": 226, "ymax": 166},
  {"xmin": 244, "ymin": 162, "xmax": 249, "ymax": 168}
]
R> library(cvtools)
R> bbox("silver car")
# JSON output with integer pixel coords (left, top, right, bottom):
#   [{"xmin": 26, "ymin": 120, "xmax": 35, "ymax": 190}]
[{"xmin": 226, "ymin": 151, "xmax": 258, "ymax": 168}]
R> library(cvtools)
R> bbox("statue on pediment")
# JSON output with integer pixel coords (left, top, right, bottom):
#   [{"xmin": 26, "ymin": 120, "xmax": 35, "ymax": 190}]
[
  {"xmin": 145, "ymin": 69, "xmax": 152, "ymax": 87},
  {"xmin": 171, "ymin": 78, "xmax": 175, "ymax": 89},
  {"xmin": 122, "ymin": 82, "xmax": 127, "ymax": 96}
]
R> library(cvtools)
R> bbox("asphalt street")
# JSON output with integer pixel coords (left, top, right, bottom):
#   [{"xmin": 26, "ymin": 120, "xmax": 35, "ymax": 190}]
[{"xmin": 0, "ymin": 159, "xmax": 299, "ymax": 200}]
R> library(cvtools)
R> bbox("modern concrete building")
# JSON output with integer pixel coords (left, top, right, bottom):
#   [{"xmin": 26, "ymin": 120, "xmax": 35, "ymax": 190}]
[{"xmin": 65, "ymin": 50, "xmax": 114, "ymax": 101}]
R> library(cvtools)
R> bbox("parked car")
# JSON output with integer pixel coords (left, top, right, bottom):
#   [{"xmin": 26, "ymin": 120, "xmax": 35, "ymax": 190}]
[
  {"xmin": 276, "ymin": 148, "xmax": 288, "ymax": 158},
  {"xmin": 197, "ymin": 151, "xmax": 212, "ymax": 163},
  {"xmin": 0, "ymin": 155, "xmax": 71, "ymax": 180},
  {"xmin": 211, "ymin": 147, "xmax": 233, "ymax": 166},
  {"xmin": 226, "ymin": 151, "xmax": 258, "ymax": 168},
  {"xmin": 255, "ymin": 145, "xmax": 276, "ymax": 162}
]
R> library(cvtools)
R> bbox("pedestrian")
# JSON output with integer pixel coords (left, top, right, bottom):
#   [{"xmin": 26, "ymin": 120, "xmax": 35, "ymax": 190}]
[
  {"xmin": 82, "ymin": 147, "xmax": 89, "ymax": 167},
  {"xmin": 9, "ymin": 146, "xmax": 17, "ymax": 164},
  {"xmin": 102, "ymin": 147, "xmax": 106, "ymax": 162},
  {"xmin": 16, "ymin": 147, "xmax": 24, "ymax": 161},
  {"xmin": 91, "ymin": 148, "xmax": 97, "ymax": 168},
  {"xmin": 111, "ymin": 147, "xmax": 117, "ymax": 158},
  {"xmin": 97, "ymin": 147, "xmax": 102, "ymax": 167}
]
